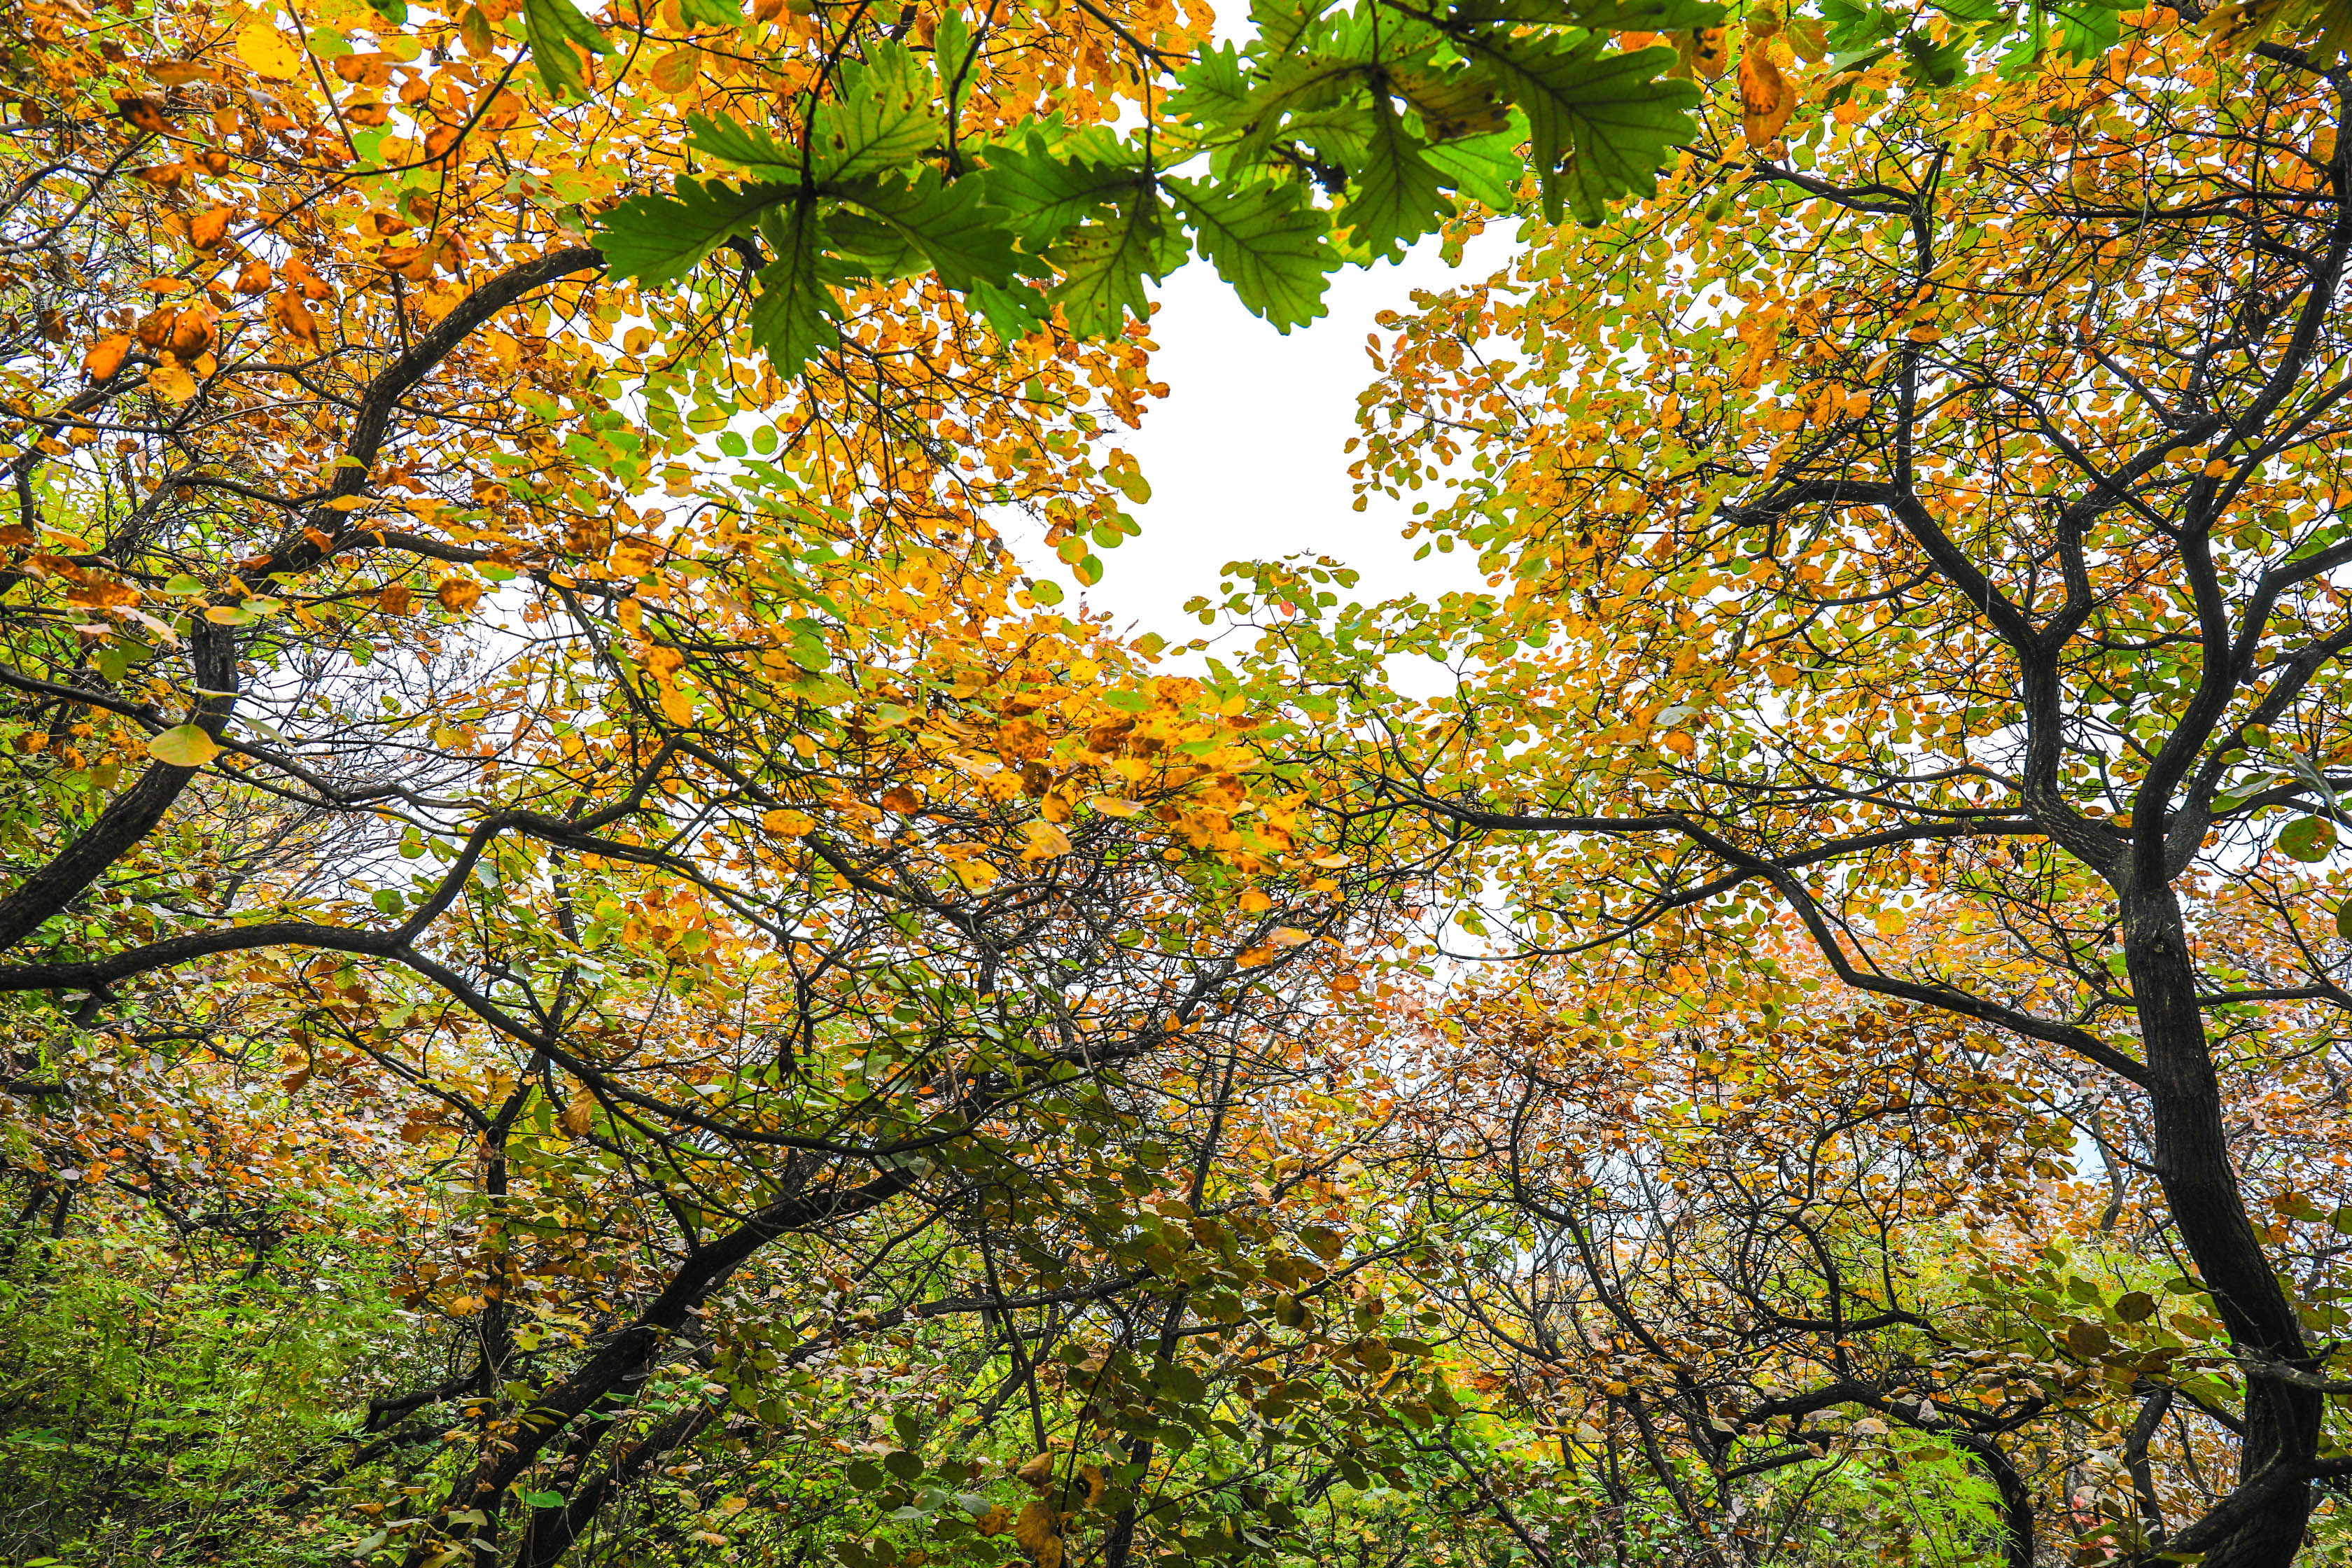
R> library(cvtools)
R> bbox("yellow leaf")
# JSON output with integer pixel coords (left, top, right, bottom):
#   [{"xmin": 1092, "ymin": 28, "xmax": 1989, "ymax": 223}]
[
  {"xmin": 1306, "ymin": 853, "xmax": 1350, "ymax": 869},
  {"xmin": 975, "ymin": 1505, "xmax": 1012, "ymax": 1536},
  {"xmin": 1021, "ymin": 818, "xmax": 1072, "ymax": 860},
  {"xmin": 147, "ymin": 724, "xmax": 220, "ymax": 767},
  {"xmin": 146, "ymin": 361, "xmax": 197, "ymax": 402},
  {"xmin": 1238, "ymin": 888, "xmax": 1272, "ymax": 913},
  {"xmin": 951, "ymin": 858, "xmax": 1000, "ymax": 892},
  {"xmin": 1012, "ymin": 1498, "xmax": 1058, "ymax": 1551},
  {"xmin": 234, "ymin": 20, "xmax": 302, "ymax": 79},
  {"xmin": 1271, "ymin": 926, "xmax": 1310, "ymax": 948},
  {"xmin": 659, "ymin": 682, "xmax": 694, "ymax": 724},
  {"xmin": 762, "ymin": 808, "xmax": 815, "ymax": 836},
  {"xmin": 1090, "ymin": 795, "xmax": 1142, "ymax": 817},
  {"xmin": 717, "ymin": 1496, "xmax": 749, "ymax": 1518}
]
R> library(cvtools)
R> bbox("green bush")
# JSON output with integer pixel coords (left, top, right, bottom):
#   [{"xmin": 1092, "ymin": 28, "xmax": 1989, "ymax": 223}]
[{"xmin": 0, "ymin": 1204, "xmax": 414, "ymax": 1565}]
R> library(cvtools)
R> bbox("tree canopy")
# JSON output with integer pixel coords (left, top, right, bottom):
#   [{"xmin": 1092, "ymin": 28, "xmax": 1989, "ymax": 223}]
[{"xmin": 9, "ymin": 0, "xmax": 2352, "ymax": 1567}]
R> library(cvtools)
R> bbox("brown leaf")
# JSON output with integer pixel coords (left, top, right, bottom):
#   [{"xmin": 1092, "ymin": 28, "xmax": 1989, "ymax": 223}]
[{"xmin": 114, "ymin": 93, "xmax": 170, "ymax": 132}]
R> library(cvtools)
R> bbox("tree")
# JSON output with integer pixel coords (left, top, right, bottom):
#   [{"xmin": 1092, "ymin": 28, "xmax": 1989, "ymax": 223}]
[
  {"xmin": 1389, "ymin": 933, "xmax": 2232, "ymax": 1568},
  {"xmin": 0, "ymin": 0, "xmax": 1462, "ymax": 1556},
  {"xmin": 1245, "ymin": 9, "xmax": 2352, "ymax": 1564}
]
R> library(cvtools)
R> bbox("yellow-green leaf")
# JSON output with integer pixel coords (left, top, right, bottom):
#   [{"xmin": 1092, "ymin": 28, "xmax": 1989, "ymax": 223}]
[{"xmin": 148, "ymin": 724, "xmax": 220, "ymax": 767}]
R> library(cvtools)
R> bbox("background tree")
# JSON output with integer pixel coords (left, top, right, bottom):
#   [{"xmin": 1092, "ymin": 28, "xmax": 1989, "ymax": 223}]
[{"xmin": 1388, "ymin": 932, "xmax": 2280, "ymax": 1567}]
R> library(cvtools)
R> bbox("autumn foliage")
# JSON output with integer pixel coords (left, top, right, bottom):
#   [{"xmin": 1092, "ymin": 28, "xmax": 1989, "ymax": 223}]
[{"xmin": 8, "ymin": 0, "xmax": 2352, "ymax": 1564}]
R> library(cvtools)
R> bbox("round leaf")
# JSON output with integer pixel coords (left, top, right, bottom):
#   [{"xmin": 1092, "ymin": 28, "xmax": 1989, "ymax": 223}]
[
  {"xmin": 147, "ymin": 724, "xmax": 220, "ymax": 767},
  {"xmin": 2280, "ymin": 814, "xmax": 2337, "ymax": 862}
]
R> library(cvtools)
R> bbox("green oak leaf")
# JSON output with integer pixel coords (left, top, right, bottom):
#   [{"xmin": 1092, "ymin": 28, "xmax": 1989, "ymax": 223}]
[
  {"xmin": 688, "ymin": 112, "xmax": 804, "ymax": 180},
  {"xmin": 1248, "ymin": 0, "xmax": 1331, "ymax": 57},
  {"xmin": 1424, "ymin": 122, "xmax": 1527, "ymax": 209},
  {"xmin": 519, "ymin": 0, "xmax": 612, "ymax": 102},
  {"xmin": 968, "ymin": 279, "xmax": 1048, "ymax": 339},
  {"xmin": 1168, "ymin": 40, "xmax": 1255, "ymax": 127},
  {"xmin": 975, "ymin": 136, "xmax": 1147, "ymax": 251},
  {"xmin": 935, "ymin": 4, "xmax": 979, "ymax": 124},
  {"xmin": 1390, "ymin": 68, "xmax": 1511, "ymax": 141},
  {"xmin": 1345, "ymin": 97, "xmax": 1450, "ymax": 257},
  {"xmin": 837, "ymin": 169, "xmax": 1022, "ymax": 291},
  {"xmin": 1167, "ymin": 176, "xmax": 1333, "ymax": 332},
  {"xmin": 1046, "ymin": 192, "xmax": 1184, "ymax": 337},
  {"xmin": 747, "ymin": 201, "xmax": 842, "ymax": 373},
  {"xmin": 1452, "ymin": 35, "xmax": 1696, "ymax": 223},
  {"xmin": 811, "ymin": 41, "xmax": 944, "ymax": 183},
  {"xmin": 597, "ymin": 178, "xmax": 793, "ymax": 288}
]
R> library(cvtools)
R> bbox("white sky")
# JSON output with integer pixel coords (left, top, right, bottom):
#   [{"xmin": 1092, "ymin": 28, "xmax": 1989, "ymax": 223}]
[{"xmin": 1054, "ymin": 229, "xmax": 1516, "ymax": 646}]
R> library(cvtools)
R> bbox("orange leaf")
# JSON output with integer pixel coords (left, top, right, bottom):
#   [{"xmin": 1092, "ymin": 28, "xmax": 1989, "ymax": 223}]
[
  {"xmin": 1686, "ymin": 26, "xmax": 1730, "ymax": 80},
  {"xmin": 436, "ymin": 577, "xmax": 484, "ymax": 613},
  {"xmin": 83, "ymin": 335, "xmax": 132, "ymax": 381},
  {"xmin": 189, "ymin": 207, "xmax": 232, "ymax": 251},
  {"xmin": 1738, "ymin": 47, "xmax": 1795, "ymax": 148},
  {"xmin": 274, "ymin": 291, "xmax": 318, "ymax": 347}
]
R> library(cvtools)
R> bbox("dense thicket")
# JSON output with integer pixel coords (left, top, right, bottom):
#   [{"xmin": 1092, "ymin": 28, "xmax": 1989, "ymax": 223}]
[{"xmin": 6, "ymin": 0, "xmax": 2352, "ymax": 1564}]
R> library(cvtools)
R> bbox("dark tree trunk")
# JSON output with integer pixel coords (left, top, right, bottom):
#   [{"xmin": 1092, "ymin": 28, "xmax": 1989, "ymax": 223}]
[
  {"xmin": 1949, "ymin": 1432, "xmax": 2035, "ymax": 1568},
  {"xmin": 0, "ymin": 620, "xmax": 237, "ymax": 953},
  {"xmin": 2123, "ymin": 882, "xmax": 2318, "ymax": 1568}
]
